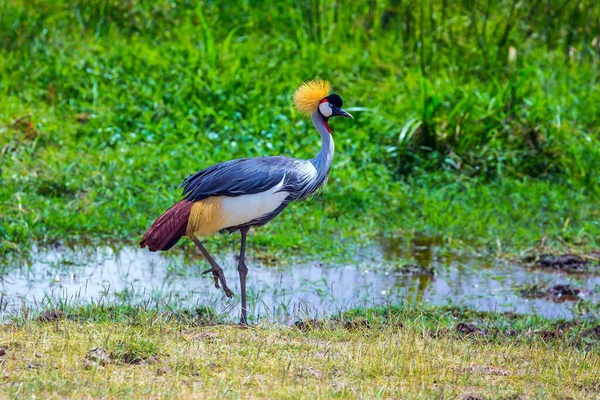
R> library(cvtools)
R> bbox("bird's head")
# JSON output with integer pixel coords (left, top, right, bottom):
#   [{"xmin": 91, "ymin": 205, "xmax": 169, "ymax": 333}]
[{"xmin": 293, "ymin": 80, "xmax": 353, "ymax": 121}]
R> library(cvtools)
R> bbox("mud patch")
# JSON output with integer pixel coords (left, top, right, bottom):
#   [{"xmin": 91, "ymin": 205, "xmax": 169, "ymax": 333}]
[
  {"xmin": 456, "ymin": 323, "xmax": 487, "ymax": 336},
  {"xmin": 549, "ymin": 284, "xmax": 580, "ymax": 300},
  {"xmin": 517, "ymin": 284, "xmax": 582, "ymax": 302},
  {"xmin": 536, "ymin": 330, "xmax": 564, "ymax": 341},
  {"xmin": 38, "ymin": 309, "xmax": 65, "ymax": 322},
  {"xmin": 582, "ymin": 326, "xmax": 600, "ymax": 340},
  {"xmin": 419, "ymin": 312, "xmax": 600, "ymax": 344},
  {"xmin": 524, "ymin": 253, "xmax": 599, "ymax": 273}
]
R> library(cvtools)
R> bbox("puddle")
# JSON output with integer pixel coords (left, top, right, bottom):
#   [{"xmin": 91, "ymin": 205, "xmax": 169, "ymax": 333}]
[{"xmin": 0, "ymin": 242, "xmax": 599, "ymax": 321}]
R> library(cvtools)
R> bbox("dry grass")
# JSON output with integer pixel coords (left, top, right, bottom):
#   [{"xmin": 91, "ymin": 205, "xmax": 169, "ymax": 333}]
[{"xmin": 0, "ymin": 318, "xmax": 598, "ymax": 399}]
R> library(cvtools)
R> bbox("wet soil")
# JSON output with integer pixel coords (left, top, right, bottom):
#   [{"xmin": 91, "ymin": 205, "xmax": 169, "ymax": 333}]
[
  {"xmin": 456, "ymin": 322, "xmax": 486, "ymax": 336},
  {"xmin": 524, "ymin": 253, "xmax": 600, "ymax": 273},
  {"xmin": 518, "ymin": 284, "xmax": 584, "ymax": 302},
  {"xmin": 38, "ymin": 309, "xmax": 65, "ymax": 322}
]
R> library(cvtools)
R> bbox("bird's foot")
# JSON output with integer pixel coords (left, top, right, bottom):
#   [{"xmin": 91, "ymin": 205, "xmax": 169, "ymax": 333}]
[
  {"xmin": 202, "ymin": 267, "xmax": 234, "ymax": 298},
  {"xmin": 209, "ymin": 271, "xmax": 221, "ymax": 289}
]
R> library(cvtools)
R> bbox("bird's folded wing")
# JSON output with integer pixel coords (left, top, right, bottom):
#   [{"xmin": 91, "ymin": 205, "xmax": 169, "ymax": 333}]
[{"xmin": 179, "ymin": 156, "xmax": 298, "ymax": 202}]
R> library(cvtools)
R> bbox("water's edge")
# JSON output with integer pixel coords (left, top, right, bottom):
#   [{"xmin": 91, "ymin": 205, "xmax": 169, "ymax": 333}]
[{"xmin": 1, "ymin": 243, "xmax": 598, "ymax": 321}]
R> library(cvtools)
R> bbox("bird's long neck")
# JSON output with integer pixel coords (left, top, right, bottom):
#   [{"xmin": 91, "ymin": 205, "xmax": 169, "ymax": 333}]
[{"xmin": 310, "ymin": 112, "xmax": 335, "ymax": 180}]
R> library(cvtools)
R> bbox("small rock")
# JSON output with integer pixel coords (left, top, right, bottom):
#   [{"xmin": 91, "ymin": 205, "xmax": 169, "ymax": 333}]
[{"xmin": 0, "ymin": 347, "xmax": 7, "ymax": 357}]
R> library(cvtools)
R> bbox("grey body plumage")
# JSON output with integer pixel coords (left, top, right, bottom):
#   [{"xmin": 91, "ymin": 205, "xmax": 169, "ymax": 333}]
[{"xmin": 179, "ymin": 112, "xmax": 335, "ymax": 233}]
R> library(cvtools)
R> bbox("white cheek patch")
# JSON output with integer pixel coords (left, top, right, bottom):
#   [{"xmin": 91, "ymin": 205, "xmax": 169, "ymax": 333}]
[{"xmin": 319, "ymin": 101, "xmax": 333, "ymax": 117}]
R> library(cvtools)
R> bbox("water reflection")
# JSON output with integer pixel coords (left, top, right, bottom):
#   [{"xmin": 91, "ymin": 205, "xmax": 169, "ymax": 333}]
[{"xmin": 0, "ymin": 241, "xmax": 598, "ymax": 321}]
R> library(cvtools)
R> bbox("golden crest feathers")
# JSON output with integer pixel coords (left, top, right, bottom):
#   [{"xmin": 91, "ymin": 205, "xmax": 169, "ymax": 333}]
[{"xmin": 293, "ymin": 80, "xmax": 331, "ymax": 114}]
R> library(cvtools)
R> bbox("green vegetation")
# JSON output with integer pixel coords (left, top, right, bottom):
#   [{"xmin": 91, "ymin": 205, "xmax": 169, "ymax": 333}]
[
  {"xmin": 0, "ymin": 304, "xmax": 597, "ymax": 398},
  {"xmin": 1, "ymin": 0, "xmax": 600, "ymax": 261},
  {"xmin": 2, "ymin": 2, "xmax": 600, "ymax": 397}
]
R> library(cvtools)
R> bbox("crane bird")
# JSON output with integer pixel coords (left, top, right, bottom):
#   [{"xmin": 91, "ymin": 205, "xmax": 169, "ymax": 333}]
[{"xmin": 140, "ymin": 80, "xmax": 352, "ymax": 324}]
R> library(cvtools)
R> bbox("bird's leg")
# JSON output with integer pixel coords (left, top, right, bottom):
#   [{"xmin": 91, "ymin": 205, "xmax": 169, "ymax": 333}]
[
  {"xmin": 238, "ymin": 228, "xmax": 249, "ymax": 325},
  {"xmin": 189, "ymin": 234, "xmax": 234, "ymax": 298}
]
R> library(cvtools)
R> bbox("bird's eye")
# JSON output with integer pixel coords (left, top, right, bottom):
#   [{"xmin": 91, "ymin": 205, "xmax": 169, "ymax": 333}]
[{"xmin": 319, "ymin": 101, "xmax": 333, "ymax": 117}]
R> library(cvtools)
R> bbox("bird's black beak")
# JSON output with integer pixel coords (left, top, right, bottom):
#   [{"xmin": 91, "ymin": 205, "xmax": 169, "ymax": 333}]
[{"xmin": 334, "ymin": 107, "xmax": 353, "ymax": 119}]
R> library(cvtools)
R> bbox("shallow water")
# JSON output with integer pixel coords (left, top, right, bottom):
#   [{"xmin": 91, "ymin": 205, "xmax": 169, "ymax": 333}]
[{"xmin": 1, "ymin": 242, "xmax": 598, "ymax": 321}]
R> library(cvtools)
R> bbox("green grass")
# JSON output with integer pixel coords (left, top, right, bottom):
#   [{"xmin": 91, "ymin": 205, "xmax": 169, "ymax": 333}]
[
  {"xmin": 0, "ymin": 305, "xmax": 598, "ymax": 398},
  {"xmin": 1, "ymin": 0, "xmax": 600, "ymax": 260}
]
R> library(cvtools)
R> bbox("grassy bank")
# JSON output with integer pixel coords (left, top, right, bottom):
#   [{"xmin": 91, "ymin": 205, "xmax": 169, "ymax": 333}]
[
  {"xmin": 1, "ymin": 0, "xmax": 600, "ymax": 260},
  {"xmin": 3, "ymin": 173, "xmax": 600, "ymax": 263},
  {"xmin": 0, "ymin": 305, "xmax": 598, "ymax": 398}
]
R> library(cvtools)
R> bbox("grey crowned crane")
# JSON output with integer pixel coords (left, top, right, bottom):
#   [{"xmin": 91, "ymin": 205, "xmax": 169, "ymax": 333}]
[{"xmin": 140, "ymin": 80, "xmax": 352, "ymax": 324}]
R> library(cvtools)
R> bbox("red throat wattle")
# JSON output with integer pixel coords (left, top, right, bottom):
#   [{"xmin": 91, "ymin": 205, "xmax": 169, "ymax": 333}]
[{"xmin": 323, "ymin": 120, "xmax": 332, "ymax": 134}]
